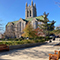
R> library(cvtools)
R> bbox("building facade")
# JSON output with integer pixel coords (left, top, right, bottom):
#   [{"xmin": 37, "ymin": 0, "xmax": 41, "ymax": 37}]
[{"xmin": 5, "ymin": 1, "xmax": 45, "ymax": 38}]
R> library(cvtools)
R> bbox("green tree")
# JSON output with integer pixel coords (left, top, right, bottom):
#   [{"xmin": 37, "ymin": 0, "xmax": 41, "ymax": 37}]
[
  {"xmin": 48, "ymin": 20, "xmax": 56, "ymax": 31},
  {"xmin": 38, "ymin": 12, "xmax": 49, "ymax": 36},
  {"xmin": 22, "ymin": 21, "xmax": 36, "ymax": 38},
  {"xmin": 38, "ymin": 12, "xmax": 55, "ymax": 36}
]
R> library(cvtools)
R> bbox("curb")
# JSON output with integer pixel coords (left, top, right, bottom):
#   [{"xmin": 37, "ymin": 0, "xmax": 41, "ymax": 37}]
[{"xmin": 9, "ymin": 42, "xmax": 47, "ymax": 50}]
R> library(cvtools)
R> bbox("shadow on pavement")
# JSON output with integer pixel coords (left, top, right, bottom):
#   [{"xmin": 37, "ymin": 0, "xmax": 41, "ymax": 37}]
[
  {"xmin": 0, "ymin": 42, "xmax": 54, "ymax": 59},
  {"xmin": 0, "ymin": 58, "xmax": 10, "ymax": 60}
]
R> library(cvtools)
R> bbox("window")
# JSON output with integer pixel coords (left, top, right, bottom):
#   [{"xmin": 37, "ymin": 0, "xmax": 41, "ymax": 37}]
[
  {"xmin": 38, "ymin": 22, "xmax": 41, "ymax": 24},
  {"xmin": 35, "ymin": 21, "xmax": 38, "ymax": 29},
  {"xmin": 22, "ymin": 23, "xmax": 24, "ymax": 30},
  {"xmin": 27, "ymin": 11, "xmax": 29, "ymax": 17},
  {"xmin": 23, "ymin": 23, "xmax": 24, "ymax": 29},
  {"xmin": 30, "ymin": 10, "xmax": 31, "ymax": 16},
  {"xmin": 7, "ymin": 26, "xmax": 9, "ymax": 30},
  {"xmin": 38, "ymin": 22, "xmax": 42, "ymax": 28},
  {"xmin": 33, "ymin": 21, "xmax": 37, "ymax": 29},
  {"xmin": 11, "ymin": 25, "xmax": 13, "ymax": 29},
  {"xmin": 20, "ymin": 22, "xmax": 21, "ymax": 31}
]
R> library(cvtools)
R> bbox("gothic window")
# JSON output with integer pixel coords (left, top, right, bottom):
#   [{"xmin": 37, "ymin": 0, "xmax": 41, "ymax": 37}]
[
  {"xmin": 27, "ymin": 11, "xmax": 29, "ymax": 17},
  {"xmin": 35, "ymin": 21, "xmax": 38, "ymax": 29},
  {"xmin": 11, "ymin": 25, "xmax": 13, "ymax": 29},
  {"xmin": 38, "ymin": 22, "xmax": 42, "ymax": 28},
  {"xmin": 23, "ymin": 23, "xmax": 24, "ymax": 29},
  {"xmin": 20, "ymin": 22, "xmax": 21, "ymax": 31},
  {"xmin": 33, "ymin": 22, "xmax": 36, "ymax": 29},
  {"xmin": 22, "ymin": 23, "xmax": 24, "ymax": 30},
  {"xmin": 33, "ymin": 22, "xmax": 35, "ymax": 27},
  {"xmin": 7, "ymin": 26, "xmax": 9, "ymax": 30},
  {"xmin": 30, "ymin": 10, "xmax": 31, "ymax": 16},
  {"xmin": 7, "ymin": 26, "xmax": 9, "ymax": 31},
  {"xmin": 38, "ymin": 22, "xmax": 41, "ymax": 25},
  {"xmin": 33, "ymin": 21, "xmax": 38, "ymax": 29},
  {"xmin": 24, "ymin": 23, "xmax": 26, "ymax": 28}
]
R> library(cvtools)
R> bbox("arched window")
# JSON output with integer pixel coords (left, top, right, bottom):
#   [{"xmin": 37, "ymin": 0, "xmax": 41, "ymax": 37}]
[
  {"xmin": 35, "ymin": 21, "xmax": 38, "ymax": 29},
  {"xmin": 38, "ymin": 22, "xmax": 41, "ymax": 28},
  {"xmin": 27, "ymin": 11, "xmax": 29, "ymax": 17},
  {"xmin": 20, "ymin": 22, "xmax": 21, "ymax": 31},
  {"xmin": 33, "ymin": 21, "xmax": 38, "ymax": 29},
  {"xmin": 30, "ymin": 10, "xmax": 31, "ymax": 16},
  {"xmin": 22, "ymin": 23, "xmax": 24, "ymax": 30},
  {"xmin": 33, "ymin": 22, "xmax": 36, "ymax": 29}
]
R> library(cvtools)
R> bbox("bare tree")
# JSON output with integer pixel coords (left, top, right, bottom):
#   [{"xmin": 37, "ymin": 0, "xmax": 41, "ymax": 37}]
[
  {"xmin": 0, "ymin": 20, "xmax": 4, "ymax": 34},
  {"xmin": 54, "ymin": 0, "xmax": 60, "ymax": 7},
  {"xmin": 0, "ymin": 20, "xmax": 4, "ymax": 38}
]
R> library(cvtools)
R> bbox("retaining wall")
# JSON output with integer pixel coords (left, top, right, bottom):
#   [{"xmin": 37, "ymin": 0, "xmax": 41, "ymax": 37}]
[{"xmin": 9, "ymin": 42, "xmax": 47, "ymax": 50}]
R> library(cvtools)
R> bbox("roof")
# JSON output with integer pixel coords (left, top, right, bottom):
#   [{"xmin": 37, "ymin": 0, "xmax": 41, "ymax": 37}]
[
  {"xmin": 7, "ymin": 21, "xmax": 18, "ymax": 26},
  {"xmin": 25, "ymin": 15, "xmax": 45, "ymax": 21},
  {"xmin": 7, "ymin": 15, "xmax": 45, "ymax": 26}
]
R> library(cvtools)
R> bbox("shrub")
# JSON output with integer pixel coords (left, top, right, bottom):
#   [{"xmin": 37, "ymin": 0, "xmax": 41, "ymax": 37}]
[
  {"xmin": 26, "ymin": 40, "xmax": 32, "ymax": 43},
  {"xmin": 15, "ymin": 38, "xmax": 19, "ymax": 41},
  {"xmin": 0, "ymin": 38, "xmax": 47, "ymax": 46},
  {"xmin": 34, "ymin": 39, "xmax": 41, "ymax": 43},
  {"xmin": 19, "ymin": 41, "xmax": 24, "ymax": 44},
  {"xmin": 19, "ymin": 38, "xmax": 24, "ymax": 41},
  {"xmin": 0, "ymin": 42, "xmax": 3, "ymax": 44},
  {"xmin": 45, "ymin": 36, "xmax": 52, "ymax": 41},
  {"xmin": 16, "ymin": 41, "xmax": 20, "ymax": 44}
]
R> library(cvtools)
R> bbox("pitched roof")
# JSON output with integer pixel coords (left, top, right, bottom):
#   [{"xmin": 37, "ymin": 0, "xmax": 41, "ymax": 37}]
[
  {"xmin": 7, "ymin": 15, "xmax": 45, "ymax": 26},
  {"xmin": 7, "ymin": 21, "xmax": 18, "ymax": 26},
  {"xmin": 25, "ymin": 15, "xmax": 45, "ymax": 21}
]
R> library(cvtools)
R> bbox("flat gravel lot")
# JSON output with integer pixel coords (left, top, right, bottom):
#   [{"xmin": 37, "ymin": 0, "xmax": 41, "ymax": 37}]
[{"xmin": 0, "ymin": 38, "xmax": 60, "ymax": 60}]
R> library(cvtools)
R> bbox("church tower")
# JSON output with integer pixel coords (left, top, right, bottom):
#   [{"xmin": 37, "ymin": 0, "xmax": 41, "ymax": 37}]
[{"xmin": 25, "ymin": 1, "xmax": 37, "ymax": 19}]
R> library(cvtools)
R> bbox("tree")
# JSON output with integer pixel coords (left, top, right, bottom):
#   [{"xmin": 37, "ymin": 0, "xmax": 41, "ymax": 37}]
[
  {"xmin": 35, "ymin": 28, "xmax": 45, "ymax": 37},
  {"xmin": 50, "ymin": 20, "xmax": 56, "ymax": 30},
  {"xmin": 38, "ymin": 12, "xmax": 49, "ymax": 36},
  {"xmin": 38, "ymin": 12, "xmax": 55, "ymax": 36},
  {"xmin": 22, "ymin": 21, "xmax": 36, "ymax": 38},
  {"xmin": 54, "ymin": 0, "xmax": 60, "ymax": 7},
  {"xmin": 0, "ymin": 20, "xmax": 4, "ymax": 34},
  {"xmin": 48, "ymin": 20, "xmax": 56, "ymax": 31},
  {"xmin": 0, "ymin": 20, "xmax": 4, "ymax": 39}
]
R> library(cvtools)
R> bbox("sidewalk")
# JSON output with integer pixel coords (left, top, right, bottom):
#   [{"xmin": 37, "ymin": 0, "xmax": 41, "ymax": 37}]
[{"xmin": 0, "ymin": 38, "xmax": 60, "ymax": 60}]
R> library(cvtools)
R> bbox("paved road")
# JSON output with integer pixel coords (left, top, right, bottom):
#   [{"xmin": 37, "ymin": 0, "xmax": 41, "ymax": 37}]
[{"xmin": 0, "ymin": 38, "xmax": 60, "ymax": 60}]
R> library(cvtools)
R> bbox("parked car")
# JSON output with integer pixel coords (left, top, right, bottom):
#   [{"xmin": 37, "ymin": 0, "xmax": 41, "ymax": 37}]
[
  {"xmin": 49, "ymin": 34, "xmax": 55, "ymax": 38},
  {"xmin": 55, "ymin": 35, "xmax": 59, "ymax": 38}
]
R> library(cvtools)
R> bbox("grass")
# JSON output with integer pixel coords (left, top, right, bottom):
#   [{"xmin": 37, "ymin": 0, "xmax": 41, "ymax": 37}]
[
  {"xmin": 0, "ymin": 39, "xmax": 46, "ymax": 46},
  {"xmin": 0, "ymin": 36, "xmax": 51, "ymax": 46}
]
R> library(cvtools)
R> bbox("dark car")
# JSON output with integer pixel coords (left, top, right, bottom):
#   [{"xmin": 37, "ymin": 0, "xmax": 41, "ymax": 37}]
[
  {"xmin": 49, "ymin": 34, "xmax": 56, "ymax": 40},
  {"xmin": 55, "ymin": 35, "xmax": 59, "ymax": 38},
  {"xmin": 49, "ymin": 34, "xmax": 55, "ymax": 38}
]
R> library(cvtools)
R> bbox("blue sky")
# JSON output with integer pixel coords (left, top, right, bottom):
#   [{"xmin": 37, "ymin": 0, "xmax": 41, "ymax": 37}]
[{"xmin": 0, "ymin": 0, "xmax": 60, "ymax": 33}]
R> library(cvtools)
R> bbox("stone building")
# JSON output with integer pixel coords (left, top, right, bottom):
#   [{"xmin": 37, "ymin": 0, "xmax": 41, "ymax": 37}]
[
  {"xmin": 25, "ymin": 1, "xmax": 37, "ymax": 19},
  {"xmin": 5, "ymin": 1, "xmax": 45, "ymax": 38}
]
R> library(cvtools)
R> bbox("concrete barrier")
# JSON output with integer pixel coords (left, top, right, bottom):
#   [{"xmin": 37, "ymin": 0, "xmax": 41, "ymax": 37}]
[{"xmin": 9, "ymin": 42, "xmax": 47, "ymax": 50}]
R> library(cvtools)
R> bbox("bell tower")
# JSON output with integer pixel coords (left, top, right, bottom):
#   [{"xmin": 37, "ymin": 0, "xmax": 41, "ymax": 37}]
[{"xmin": 25, "ymin": 1, "xmax": 37, "ymax": 19}]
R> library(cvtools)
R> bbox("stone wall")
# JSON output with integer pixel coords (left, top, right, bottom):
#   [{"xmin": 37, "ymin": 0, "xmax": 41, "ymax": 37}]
[{"xmin": 9, "ymin": 42, "xmax": 47, "ymax": 50}]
